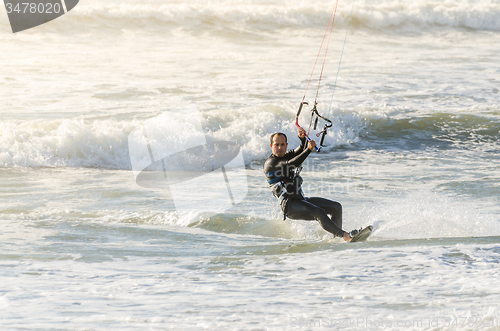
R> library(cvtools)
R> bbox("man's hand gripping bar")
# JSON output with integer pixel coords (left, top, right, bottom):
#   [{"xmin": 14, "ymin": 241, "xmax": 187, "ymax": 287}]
[{"xmin": 296, "ymin": 102, "xmax": 321, "ymax": 152}]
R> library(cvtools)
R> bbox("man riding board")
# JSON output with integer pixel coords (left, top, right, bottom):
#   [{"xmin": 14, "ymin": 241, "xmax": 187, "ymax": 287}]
[{"xmin": 263, "ymin": 127, "xmax": 359, "ymax": 242}]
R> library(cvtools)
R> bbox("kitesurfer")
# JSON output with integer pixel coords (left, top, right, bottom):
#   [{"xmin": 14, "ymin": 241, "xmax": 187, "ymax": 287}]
[{"xmin": 263, "ymin": 127, "xmax": 359, "ymax": 242}]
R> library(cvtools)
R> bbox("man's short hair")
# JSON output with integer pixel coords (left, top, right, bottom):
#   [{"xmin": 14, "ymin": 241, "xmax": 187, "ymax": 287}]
[{"xmin": 270, "ymin": 132, "xmax": 287, "ymax": 145}]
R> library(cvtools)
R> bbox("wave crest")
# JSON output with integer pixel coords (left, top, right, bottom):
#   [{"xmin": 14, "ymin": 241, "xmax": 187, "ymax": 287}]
[{"xmin": 4, "ymin": 0, "xmax": 499, "ymax": 35}]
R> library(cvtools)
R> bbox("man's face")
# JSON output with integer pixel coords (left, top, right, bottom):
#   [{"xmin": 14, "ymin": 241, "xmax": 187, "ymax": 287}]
[{"xmin": 271, "ymin": 134, "xmax": 288, "ymax": 158}]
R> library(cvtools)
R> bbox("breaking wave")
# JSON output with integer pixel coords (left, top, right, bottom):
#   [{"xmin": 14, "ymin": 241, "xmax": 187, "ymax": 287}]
[
  {"xmin": 1, "ymin": 104, "xmax": 498, "ymax": 169},
  {"xmin": 2, "ymin": 0, "xmax": 499, "ymax": 35}
]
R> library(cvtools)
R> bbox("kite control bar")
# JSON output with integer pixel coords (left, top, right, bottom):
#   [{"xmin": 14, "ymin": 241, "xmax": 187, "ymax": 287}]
[{"xmin": 295, "ymin": 102, "xmax": 321, "ymax": 152}]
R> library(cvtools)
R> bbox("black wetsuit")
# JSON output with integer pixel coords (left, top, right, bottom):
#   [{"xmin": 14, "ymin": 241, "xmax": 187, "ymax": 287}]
[{"xmin": 263, "ymin": 136, "xmax": 345, "ymax": 237}]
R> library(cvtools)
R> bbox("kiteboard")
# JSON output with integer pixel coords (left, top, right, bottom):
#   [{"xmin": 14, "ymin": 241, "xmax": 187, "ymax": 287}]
[{"xmin": 349, "ymin": 225, "xmax": 373, "ymax": 243}]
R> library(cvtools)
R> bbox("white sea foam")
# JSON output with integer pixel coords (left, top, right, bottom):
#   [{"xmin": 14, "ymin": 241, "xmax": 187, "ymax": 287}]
[
  {"xmin": 0, "ymin": 118, "xmax": 135, "ymax": 168},
  {"xmin": 348, "ymin": 190, "xmax": 500, "ymax": 240},
  {"xmin": 1, "ymin": 233, "xmax": 499, "ymax": 330}
]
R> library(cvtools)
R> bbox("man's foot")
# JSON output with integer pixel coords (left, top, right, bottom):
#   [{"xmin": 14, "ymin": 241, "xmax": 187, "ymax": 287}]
[
  {"xmin": 348, "ymin": 229, "xmax": 359, "ymax": 238},
  {"xmin": 343, "ymin": 227, "xmax": 363, "ymax": 242}
]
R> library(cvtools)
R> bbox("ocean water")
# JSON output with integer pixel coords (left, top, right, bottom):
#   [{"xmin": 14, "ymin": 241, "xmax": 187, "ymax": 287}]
[{"xmin": 1, "ymin": 0, "xmax": 500, "ymax": 330}]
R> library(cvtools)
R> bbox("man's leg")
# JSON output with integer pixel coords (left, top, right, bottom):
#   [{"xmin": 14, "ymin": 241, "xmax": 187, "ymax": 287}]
[
  {"xmin": 305, "ymin": 197, "xmax": 342, "ymax": 231},
  {"xmin": 285, "ymin": 198, "xmax": 344, "ymax": 237}
]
